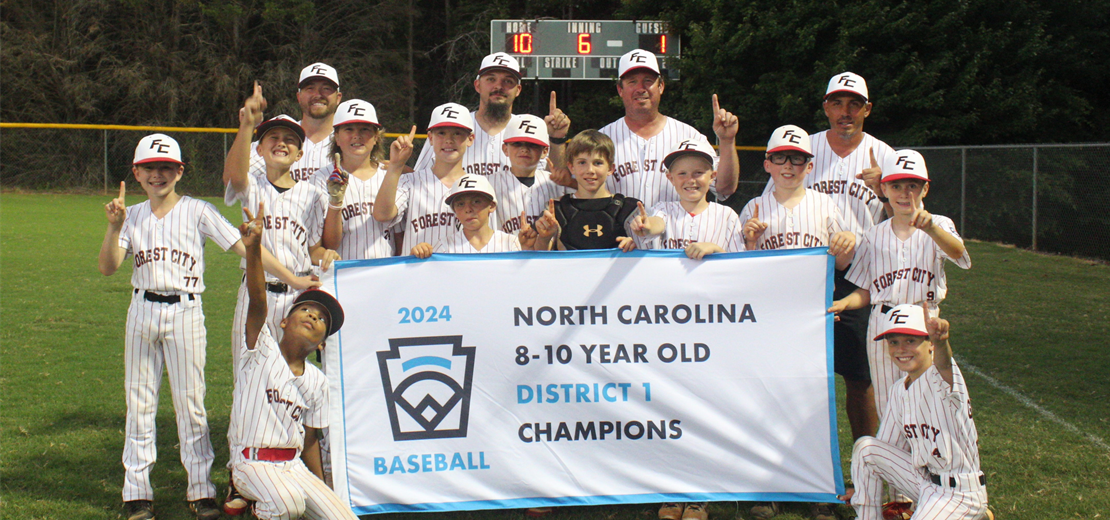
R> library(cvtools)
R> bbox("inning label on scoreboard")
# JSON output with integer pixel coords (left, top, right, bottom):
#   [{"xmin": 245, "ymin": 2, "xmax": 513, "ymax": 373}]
[{"xmin": 491, "ymin": 20, "xmax": 681, "ymax": 80}]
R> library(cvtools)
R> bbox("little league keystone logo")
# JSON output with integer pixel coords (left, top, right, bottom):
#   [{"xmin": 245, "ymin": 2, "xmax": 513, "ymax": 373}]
[{"xmin": 378, "ymin": 336, "xmax": 476, "ymax": 441}]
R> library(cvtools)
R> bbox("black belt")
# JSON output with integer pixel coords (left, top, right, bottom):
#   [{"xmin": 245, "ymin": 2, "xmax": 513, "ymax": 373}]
[
  {"xmin": 929, "ymin": 472, "xmax": 986, "ymax": 488},
  {"xmin": 266, "ymin": 282, "xmax": 289, "ymax": 294},
  {"xmin": 135, "ymin": 289, "xmax": 195, "ymax": 304},
  {"xmin": 881, "ymin": 304, "xmax": 894, "ymax": 314}
]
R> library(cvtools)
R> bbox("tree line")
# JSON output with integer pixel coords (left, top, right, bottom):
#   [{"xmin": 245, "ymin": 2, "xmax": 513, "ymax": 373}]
[{"xmin": 3, "ymin": 0, "xmax": 1108, "ymax": 146}]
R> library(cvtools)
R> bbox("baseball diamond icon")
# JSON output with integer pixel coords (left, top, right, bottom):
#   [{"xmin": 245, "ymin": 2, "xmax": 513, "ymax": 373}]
[{"xmin": 378, "ymin": 335, "xmax": 476, "ymax": 441}]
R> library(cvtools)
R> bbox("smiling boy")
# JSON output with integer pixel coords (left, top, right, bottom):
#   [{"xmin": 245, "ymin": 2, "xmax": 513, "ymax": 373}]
[
  {"xmin": 849, "ymin": 304, "xmax": 990, "ymax": 520},
  {"xmin": 374, "ymin": 102, "xmax": 476, "ymax": 254},
  {"xmin": 829, "ymin": 150, "xmax": 971, "ymax": 421},
  {"xmin": 411, "ymin": 174, "xmax": 522, "ymax": 256},
  {"xmin": 534, "ymin": 130, "xmax": 640, "ymax": 252},
  {"xmin": 100, "ymin": 134, "xmax": 313, "ymax": 520},
  {"xmin": 630, "ymin": 139, "xmax": 744, "ymax": 259}
]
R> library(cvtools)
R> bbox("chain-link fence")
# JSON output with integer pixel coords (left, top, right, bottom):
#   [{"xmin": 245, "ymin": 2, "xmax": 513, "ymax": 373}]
[
  {"xmin": 3, "ymin": 125, "xmax": 1108, "ymax": 260},
  {"xmin": 0, "ymin": 124, "xmax": 426, "ymax": 197},
  {"xmin": 721, "ymin": 144, "xmax": 1110, "ymax": 262}
]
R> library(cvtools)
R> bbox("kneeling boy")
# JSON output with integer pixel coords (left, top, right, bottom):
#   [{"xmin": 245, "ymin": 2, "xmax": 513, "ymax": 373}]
[
  {"xmin": 228, "ymin": 204, "xmax": 358, "ymax": 520},
  {"xmin": 850, "ymin": 304, "xmax": 989, "ymax": 520}
]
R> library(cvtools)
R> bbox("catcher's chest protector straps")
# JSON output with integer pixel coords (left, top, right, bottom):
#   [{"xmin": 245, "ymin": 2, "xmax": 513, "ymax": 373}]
[{"xmin": 555, "ymin": 193, "xmax": 626, "ymax": 250}]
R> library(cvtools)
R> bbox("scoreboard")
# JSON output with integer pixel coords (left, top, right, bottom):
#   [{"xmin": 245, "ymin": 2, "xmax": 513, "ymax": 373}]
[{"xmin": 490, "ymin": 20, "xmax": 681, "ymax": 80}]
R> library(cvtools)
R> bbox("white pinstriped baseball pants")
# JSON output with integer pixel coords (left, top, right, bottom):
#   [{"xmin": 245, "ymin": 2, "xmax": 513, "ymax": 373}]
[
  {"xmin": 233, "ymin": 459, "xmax": 358, "ymax": 520},
  {"xmin": 851, "ymin": 437, "xmax": 989, "ymax": 520},
  {"xmin": 122, "ymin": 292, "xmax": 216, "ymax": 502}
]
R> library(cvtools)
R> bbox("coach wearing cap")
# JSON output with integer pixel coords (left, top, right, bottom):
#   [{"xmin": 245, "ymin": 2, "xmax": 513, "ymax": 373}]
[
  {"xmin": 414, "ymin": 52, "xmax": 568, "ymax": 176},
  {"xmin": 771, "ymin": 72, "xmax": 897, "ymax": 444},
  {"xmin": 599, "ymin": 49, "xmax": 739, "ymax": 209},
  {"xmin": 249, "ymin": 62, "xmax": 343, "ymax": 182}
]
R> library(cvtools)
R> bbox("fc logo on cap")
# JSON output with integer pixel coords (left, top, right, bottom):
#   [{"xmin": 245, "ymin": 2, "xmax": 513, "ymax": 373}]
[
  {"xmin": 895, "ymin": 156, "xmax": 916, "ymax": 170},
  {"xmin": 630, "ymin": 52, "xmax": 647, "ymax": 63},
  {"xmin": 783, "ymin": 129, "xmax": 802, "ymax": 144},
  {"xmin": 460, "ymin": 177, "xmax": 478, "ymax": 189},
  {"xmin": 440, "ymin": 106, "xmax": 460, "ymax": 119},
  {"xmin": 678, "ymin": 140, "xmax": 697, "ymax": 151},
  {"xmin": 347, "ymin": 104, "xmax": 366, "ymax": 116},
  {"xmin": 518, "ymin": 120, "xmax": 538, "ymax": 135},
  {"xmin": 310, "ymin": 64, "xmax": 329, "ymax": 75},
  {"xmin": 149, "ymin": 139, "xmax": 171, "ymax": 153},
  {"xmin": 889, "ymin": 309, "xmax": 910, "ymax": 324},
  {"xmin": 837, "ymin": 75, "xmax": 856, "ymax": 87},
  {"xmin": 493, "ymin": 56, "xmax": 511, "ymax": 66}
]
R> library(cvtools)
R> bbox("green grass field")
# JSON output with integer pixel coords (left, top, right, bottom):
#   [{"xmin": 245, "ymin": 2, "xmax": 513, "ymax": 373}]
[{"xmin": 2, "ymin": 192, "xmax": 1107, "ymax": 520}]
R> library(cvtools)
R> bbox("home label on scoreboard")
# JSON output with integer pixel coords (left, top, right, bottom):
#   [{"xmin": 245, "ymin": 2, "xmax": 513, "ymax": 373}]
[{"xmin": 490, "ymin": 20, "xmax": 681, "ymax": 80}]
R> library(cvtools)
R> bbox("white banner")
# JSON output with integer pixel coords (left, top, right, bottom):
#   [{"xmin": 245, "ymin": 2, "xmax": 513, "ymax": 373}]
[{"xmin": 323, "ymin": 248, "xmax": 843, "ymax": 514}]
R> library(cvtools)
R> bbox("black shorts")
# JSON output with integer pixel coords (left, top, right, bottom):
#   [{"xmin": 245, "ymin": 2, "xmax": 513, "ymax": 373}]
[{"xmin": 833, "ymin": 269, "xmax": 871, "ymax": 382}]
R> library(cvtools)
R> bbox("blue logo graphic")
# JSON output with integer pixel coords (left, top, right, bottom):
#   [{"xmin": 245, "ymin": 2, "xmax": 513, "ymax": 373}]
[{"xmin": 378, "ymin": 336, "xmax": 476, "ymax": 441}]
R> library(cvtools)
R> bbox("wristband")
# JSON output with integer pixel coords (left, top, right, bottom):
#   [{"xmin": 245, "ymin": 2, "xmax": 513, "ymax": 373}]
[
  {"xmin": 549, "ymin": 136, "xmax": 568, "ymax": 145},
  {"xmin": 329, "ymin": 203, "xmax": 343, "ymax": 210}
]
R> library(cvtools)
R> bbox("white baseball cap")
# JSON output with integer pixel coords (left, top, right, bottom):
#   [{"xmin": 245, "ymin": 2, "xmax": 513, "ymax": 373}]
[
  {"xmin": 428, "ymin": 103, "xmax": 474, "ymax": 132},
  {"xmin": 825, "ymin": 72, "xmax": 868, "ymax": 102},
  {"xmin": 444, "ymin": 174, "xmax": 497, "ymax": 206},
  {"xmin": 478, "ymin": 52, "xmax": 521, "ymax": 80},
  {"xmin": 662, "ymin": 139, "xmax": 717, "ymax": 170},
  {"xmin": 882, "ymin": 149, "xmax": 929, "ymax": 183},
  {"xmin": 334, "ymin": 99, "xmax": 381, "ymax": 128},
  {"xmin": 299, "ymin": 62, "xmax": 340, "ymax": 89},
  {"xmin": 134, "ymin": 133, "xmax": 183, "ymax": 165},
  {"xmin": 253, "ymin": 115, "xmax": 305, "ymax": 144},
  {"xmin": 503, "ymin": 114, "xmax": 549, "ymax": 147},
  {"xmin": 618, "ymin": 49, "xmax": 660, "ymax": 78},
  {"xmin": 766, "ymin": 125, "xmax": 813, "ymax": 156},
  {"xmin": 874, "ymin": 303, "xmax": 929, "ymax": 341}
]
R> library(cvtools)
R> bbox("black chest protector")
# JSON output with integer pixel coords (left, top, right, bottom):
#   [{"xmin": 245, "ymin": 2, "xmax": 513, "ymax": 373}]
[{"xmin": 554, "ymin": 193, "xmax": 636, "ymax": 250}]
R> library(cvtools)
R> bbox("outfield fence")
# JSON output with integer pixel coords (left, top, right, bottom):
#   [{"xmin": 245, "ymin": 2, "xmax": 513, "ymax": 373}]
[{"xmin": 2, "ymin": 124, "xmax": 1107, "ymax": 261}]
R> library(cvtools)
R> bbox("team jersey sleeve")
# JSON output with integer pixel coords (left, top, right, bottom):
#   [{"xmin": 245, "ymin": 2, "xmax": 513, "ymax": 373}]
[
  {"xmin": 620, "ymin": 197, "xmax": 644, "ymax": 241},
  {"xmin": 301, "ymin": 373, "xmax": 330, "ymax": 429},
  {"xmin": 307, "ymin": 187, "xmax": 328, "ymax": 248},
  {"xmin": 844, "ymin": 229, "xmax": 873, "ymax": 289},
  {"xmin": 721, "ymin": 211, "xmax": 745, "ymax": 253},
  {"xmin": 738, "ymin": 198, "xmax": 757, "ymax": 223},
  {"xmin": 117, "ymin": 207, "xmax": 136, "ymax": 254},
  {"xmin": 933, "ymin": 215, "xmax": 971, "ymax": 269},
  {"xmin": 827, "ymin": 204, "xmax": 846, "ymax": 237},
  {"xmin": 394, "ymin": 174, "xmax": 413, "ymax": 219},
  {"xmin": 224, "ymin": 170, "xmax": 258, "ymax": 207},
  {"xmin": 413, "ymin": 141, "xmax": 434, "ymax": 172},
  {"xmin": 309, "ymin": 166, "xmax": 330, "ymax": 193},
  {"xmin": 199, "ymin": 201, "xmax": 243, "ymax": 251},
  {"xmin": 247, "ymin": 143, "xmax": 266, "ymax": 178},
  {"xmin": 876, "ymin": 383, "xmax": 911, "ymax": 452}
]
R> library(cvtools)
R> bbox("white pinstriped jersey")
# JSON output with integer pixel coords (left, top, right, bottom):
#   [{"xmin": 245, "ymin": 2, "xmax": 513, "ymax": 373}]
[
  {"xmin": 600, "ymin": 117, "xmax": 719, "ymax": 208},
  {"xmin": 248, "ymin": 125, "xmax": 333, "ymax": 183},
  {"xmin": 414, "ymin": 112, "xmax": 540, "ymax": 176},
  {"xmin": 225, "ymin": 173, "xmax": 328, "ymax": 280},
  {"xmin": 763, "ymin": 131, "xmax": 894, "ymax": 231},
  {"xmin": 433, "ymin": 230, "xmax": 522, "ymax": 253},
  {"xmin": 310, "ymin": 163, "xmax": 400, "ymax": 260},
  {"xmin": 487, "ymin": 169, "xmax": 569, "ymax": 235},
  {"xmin": 738, "ymin": 189, "xmax": 856, "ymax": 252},
  {"xmin": 878, "ymin": 362, "xmax": 981, "ymax": 475},
  {"xmin": 229, "ymin": 325, "xmax": 328, "ymax": 461},
  {"xmin": 395, "ymin": 168, "xmax": 461, "ymax": 253},
  {"xmin": 846, "ymin": 215, "xmax": 970, "ymax": 305},
  {"xmin": 644, "ymin": 201, "xmax": 744, "ymax": 252},
  {"xmin": 118, "ymin": 197, "xmax": 241, "ymax": 293}
]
